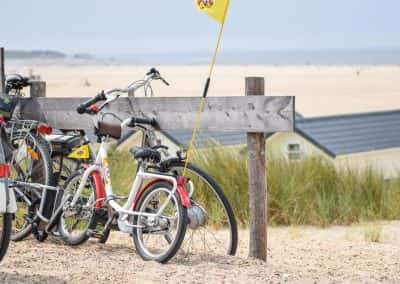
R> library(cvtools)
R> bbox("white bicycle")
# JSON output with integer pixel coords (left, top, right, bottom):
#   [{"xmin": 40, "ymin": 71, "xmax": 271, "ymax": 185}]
[
  {"xmin": 57, "ymin": 87, "xmax": 191, "ymax": 263},
  {"xmin": 0, "ymin": 123, "xmax": 17, "ymax": 262}
]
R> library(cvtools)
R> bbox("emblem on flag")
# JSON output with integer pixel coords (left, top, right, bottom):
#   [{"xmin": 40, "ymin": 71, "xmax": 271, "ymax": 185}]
[
  {"xmin": 195, "ymin": 0, "xmax": 230, "ymax": 24},
  {"xmin": 198, "ymin": 0, "xmax": 214, "ymax": 9}
]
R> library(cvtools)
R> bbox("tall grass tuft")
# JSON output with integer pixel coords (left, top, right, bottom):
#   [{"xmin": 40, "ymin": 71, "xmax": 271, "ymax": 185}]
[
  {"xmin": 108, "ymin": 146, "xmax": 400, "ymax": 227},
  {"xmin": 189, "ymin": 147, "xmax": 400, "ymax": 227},
  {"xmin": 363, "ymin": 222, "xmax": 383, "ymax": 243}
]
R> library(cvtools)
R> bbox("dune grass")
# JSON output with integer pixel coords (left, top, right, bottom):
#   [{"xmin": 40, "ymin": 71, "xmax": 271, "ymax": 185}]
[
  {"xmin": 363, "ymin": 222, "xmax": 383, "ymax": 243},
  {"xmin": 108, "ymin": 145, "xmax": 400, "ymax": 227}
]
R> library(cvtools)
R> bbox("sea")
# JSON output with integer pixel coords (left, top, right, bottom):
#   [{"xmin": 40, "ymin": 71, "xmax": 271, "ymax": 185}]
[
  {"xmin": 108, "ymin": 48, "xmax": 400, "ymax": 66},
  {"xmin": 5, "ymin": 48, "xmax": 400, "ymax": 66}
]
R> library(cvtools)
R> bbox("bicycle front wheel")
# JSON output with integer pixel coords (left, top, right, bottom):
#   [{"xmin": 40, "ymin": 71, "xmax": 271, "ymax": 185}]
[
  {"xmin": 58, "ymin": 171, "xmax": 97, "ymax": 246},
  {"xmin": 164, "ymin": 161, "xmax": 238, "ymax": 258},
  {"xmin": 0, "ymin": 212, "xmax": 12, "ymax": 262}
]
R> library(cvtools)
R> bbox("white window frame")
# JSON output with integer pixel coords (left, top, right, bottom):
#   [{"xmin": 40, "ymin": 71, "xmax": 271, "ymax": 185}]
[{"xmin": 283, "ymin": 141, "xmax": 303, "ymax": 161}]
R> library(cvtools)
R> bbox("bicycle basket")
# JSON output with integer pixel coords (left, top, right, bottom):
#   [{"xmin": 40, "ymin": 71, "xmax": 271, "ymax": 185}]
[{"xmin": 0, "ymin": 93, "xmax": 18, "ymax": 119}]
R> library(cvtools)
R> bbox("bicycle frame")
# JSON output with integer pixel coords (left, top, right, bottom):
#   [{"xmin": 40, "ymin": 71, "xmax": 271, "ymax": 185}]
[
  {"xmin": 69, "ymin": 132, "xmax": 190, "ymax": 233},
  {"xmin": 0, "ymin": 127, "xmax": 16, "ymax": 214},
  {"xmin": 10, "ymin": 180, "xmax": 67, "ymax": 223}
]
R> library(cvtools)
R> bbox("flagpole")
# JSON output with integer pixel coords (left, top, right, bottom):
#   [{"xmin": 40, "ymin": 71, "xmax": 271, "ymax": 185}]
[{"xmin": 182, "ymin": 22, "xmax": 226, "ymax": 176}]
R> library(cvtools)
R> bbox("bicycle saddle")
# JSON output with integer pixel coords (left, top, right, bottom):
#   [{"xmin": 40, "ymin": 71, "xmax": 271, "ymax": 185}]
[
  {"xmin": 5, "ymin": 74, "xmax": 30, "ymax": 92},
  {"xmin": 95, "ymin": 122, "xmax": 122, "ymax": 139},
  {"xmin": 130, "ymin": 147, "xmax": 161, "ymax": 163}
]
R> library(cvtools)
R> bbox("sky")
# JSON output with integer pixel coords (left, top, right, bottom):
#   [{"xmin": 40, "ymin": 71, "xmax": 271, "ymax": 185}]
[{"xmin": 1, "ymin": 0, "xmax": 399, "ymax": 55}]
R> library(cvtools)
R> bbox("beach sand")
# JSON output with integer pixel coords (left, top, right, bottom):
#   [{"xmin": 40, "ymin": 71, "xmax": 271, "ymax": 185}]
[
  {"xmin": 1, "ymin": 222, "xmax": 400, "ymax": 283},
  {"xmin": 6, "ymin": 63, "xmax": 400, "ymax": 117}
]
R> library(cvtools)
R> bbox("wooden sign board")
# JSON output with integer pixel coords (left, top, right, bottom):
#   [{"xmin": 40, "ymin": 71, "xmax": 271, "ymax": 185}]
[{"xmin": 18, "ymin": 96, "xmax": 294, "ymax": 133}]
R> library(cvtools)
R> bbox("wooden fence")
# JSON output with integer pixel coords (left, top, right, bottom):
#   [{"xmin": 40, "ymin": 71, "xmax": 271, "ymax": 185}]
[{"xmin": 1, "ymin": 48, "xmax": 295, "ymax": 261}]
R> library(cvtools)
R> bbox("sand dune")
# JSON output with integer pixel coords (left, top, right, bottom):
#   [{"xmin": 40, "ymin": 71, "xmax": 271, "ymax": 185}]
[{"xmin": 6, "ymin": 63, "xmax": 400, "ymax": 117}]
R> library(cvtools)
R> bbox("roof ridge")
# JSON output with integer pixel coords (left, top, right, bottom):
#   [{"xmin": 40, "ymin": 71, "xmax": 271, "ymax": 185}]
[{"xmin": 297, "ymin": 109, "xmax": 400, "ymax": 123}]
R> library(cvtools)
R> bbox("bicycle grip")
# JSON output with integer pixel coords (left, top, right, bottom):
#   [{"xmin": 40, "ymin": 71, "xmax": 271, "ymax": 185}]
[
  {"xmin": 129, "ymin": 117, "xmax": 157, "ymax": 127},
  {"xmin": 76, "ymin": 92, "xmax": 106, "ymax": 114}
]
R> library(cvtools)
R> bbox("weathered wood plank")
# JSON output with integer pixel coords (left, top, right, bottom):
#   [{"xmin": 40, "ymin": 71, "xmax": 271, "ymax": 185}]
[
  {"xmin": 246, "ymin": 77, "xmax": 267, "ymax": 261},
  {"xmin": 0, "ymin": 47, "xmax": 5, "ymax": 93},
  {"xmin": 18, "ymin": 96, "xmax": 294, "ymax": 132},
  {"xmin": 30, "ymin": 81, "xmax": 46, "ymax": 98}
]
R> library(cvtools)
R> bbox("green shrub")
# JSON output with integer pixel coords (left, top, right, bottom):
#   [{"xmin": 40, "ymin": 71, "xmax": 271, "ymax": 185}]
[{"xmin": 109, "ymin": 146, "xmax": 400, "ymax": 227}]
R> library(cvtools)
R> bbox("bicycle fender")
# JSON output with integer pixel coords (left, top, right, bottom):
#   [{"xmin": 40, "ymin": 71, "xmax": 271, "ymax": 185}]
[
  {"xmin": 135, "ymin": 178, "xmax": 191, "ymax": 208},
  {"xmin": 176, "ymin": 176, "xmax": 191, "ymax": 208},
  {"xmin": 91, "ymin": 171, "xmax": 106, "ymax": 209}
]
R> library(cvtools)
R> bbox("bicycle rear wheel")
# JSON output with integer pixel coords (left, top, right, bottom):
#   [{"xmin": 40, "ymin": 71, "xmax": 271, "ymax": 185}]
[
  {"xmin": 0, "ymin": 212, "xmax": 12, "ymax": 262},
  {"xmin": 132, "ymin": 181, "xmax": 187, "ymax": 263},
  {"xmin": 162, "ymin": 160, "xmax": 238, "ymax": 258},
  {"xmin": 8, "ymin": 133, "xmax": 54, "ymax": 241}
]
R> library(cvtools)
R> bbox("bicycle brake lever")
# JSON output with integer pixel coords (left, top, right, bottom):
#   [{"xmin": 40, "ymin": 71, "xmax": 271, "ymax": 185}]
[
  {"xmin": 152, "ymin": 145, "xmax": 169, "ymax": 150},
  {"xmin": 161, "ymin": 77, "xmax": 170, "ymax": 86}
]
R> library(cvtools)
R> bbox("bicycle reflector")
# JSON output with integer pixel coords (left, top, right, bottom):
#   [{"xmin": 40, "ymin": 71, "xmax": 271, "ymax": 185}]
[
  {"xmin": 0, "ymin": 164, "xmax": 11, "ymax": 178},
  {"xmin": 37, "ymin": 123, "xmax": 52, "ymax": 135}
]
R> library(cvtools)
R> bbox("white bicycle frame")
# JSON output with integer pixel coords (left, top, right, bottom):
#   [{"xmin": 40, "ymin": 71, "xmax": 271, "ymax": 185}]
[
  {"xmin": 69, "ymin": 118, "xmax": 180, "ymax": 233},
  {"xmin": 0, "ymin": 134, "xmax": 17, "ymax": 214},
  {"xmin": 0, "ymin": 179, "xmax": 17, "ymax": 214}
]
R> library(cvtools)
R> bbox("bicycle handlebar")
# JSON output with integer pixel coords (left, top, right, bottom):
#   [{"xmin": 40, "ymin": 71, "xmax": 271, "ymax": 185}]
[
  {"xmin": 76, "ymin": 68, "xmax": 169, "ymax": 115},
  {"xmin": 5, "ymin": 74, "xmax": 32, "ymax": 92},
  {"xmin": 146, "ymin": 67, "xmax": 170, "ymax": 86},
  {"xmin": 76, "ymin": 92, "xmax": 107, "ymax": 114}
]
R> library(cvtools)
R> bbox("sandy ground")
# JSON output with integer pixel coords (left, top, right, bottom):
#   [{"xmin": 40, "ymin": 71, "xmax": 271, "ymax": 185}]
[
  {"xmin": 5, "ymin": 63, "xmax": 400, "ymax": 117},
  {"xmin": 1, "ymin": 222, "xmax": 400, "ymax": 283}
]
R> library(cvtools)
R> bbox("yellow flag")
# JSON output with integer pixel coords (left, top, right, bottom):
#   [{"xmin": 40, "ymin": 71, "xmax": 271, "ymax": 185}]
[{"xmin": 195, "ymin": 0, "xmax": 230, "ymax": 24}]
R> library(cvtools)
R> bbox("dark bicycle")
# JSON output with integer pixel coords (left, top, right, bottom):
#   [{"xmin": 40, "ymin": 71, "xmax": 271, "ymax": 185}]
[{"xmin": 2, "ymin": 74, "xmax": 55, "ymax": 242}]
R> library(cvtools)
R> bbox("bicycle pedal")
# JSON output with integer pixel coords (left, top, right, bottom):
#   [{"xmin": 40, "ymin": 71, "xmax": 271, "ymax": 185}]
[
  {"xmin": 24, "ymin": 215, "xmax": 35, "ymax": 225},
  {"xmin": 36, "ymin": 231, "xmax": 48, "ymax": 242},
  {"xmin": 87, "ymin": 230, "xmax": 105, "ymax": 239}
]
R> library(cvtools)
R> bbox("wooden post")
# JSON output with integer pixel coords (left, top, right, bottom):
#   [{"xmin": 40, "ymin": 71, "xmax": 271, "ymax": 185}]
[
  {"xmin": 246, "ymin": 77, "xmax": 267, "ymax": 261},
  {"xmin": 30, "ymin": 81, "xmax": 46, "ymax": 98},
  {"xmin": 0, "ymin": 47, "xmax": 5, "ymax": 93}
]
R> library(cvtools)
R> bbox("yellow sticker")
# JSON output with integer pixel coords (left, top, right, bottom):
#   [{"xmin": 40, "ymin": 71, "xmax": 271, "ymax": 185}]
[{"xmin": 68, "ymin": 145, "xmax": 90, "ymax": 159}]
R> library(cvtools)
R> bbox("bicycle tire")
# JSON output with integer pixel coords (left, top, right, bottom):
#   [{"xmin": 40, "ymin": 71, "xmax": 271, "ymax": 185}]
[
  {"xmin": 52, "ymin": 156, "xmax": 80, "ymax": 185},
  {"xmin": 0, "ymin": 213, "xmax": 13, "ymax": 262},
  {"xmin": 162, "ymin": 160, "xmax": 238, "ymax": 256},
  {"xmin": 10, "ymin": 133, "xmax": 54, "ymax": 242},
  {"xmin": 58, "ymin": 171, "xmax": 97, "ymax": 246},
  {"xmin": 132, "ymin": 181, "xmax": 188, "ymax": 263}
]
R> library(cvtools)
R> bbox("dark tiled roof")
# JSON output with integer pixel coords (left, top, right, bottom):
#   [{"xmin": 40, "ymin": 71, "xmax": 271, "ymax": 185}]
[
  {"xmin": 162, "ymin": 110, "xmax": 400, "ymax": 156},
  {"xmin": 295, "ymin": 109, "xmax": 400, "ymax": 156}
]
